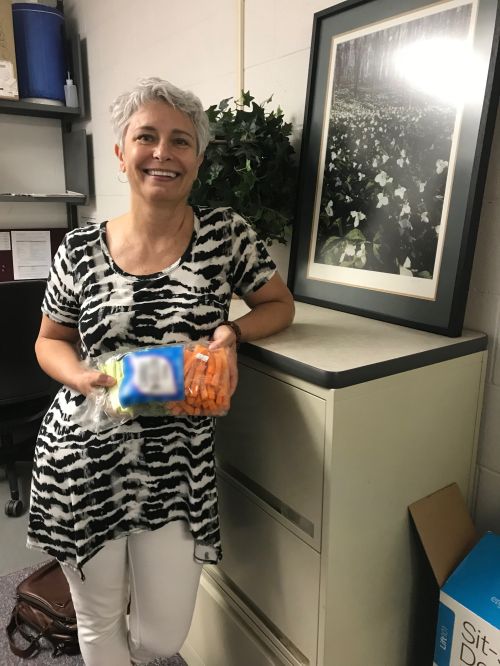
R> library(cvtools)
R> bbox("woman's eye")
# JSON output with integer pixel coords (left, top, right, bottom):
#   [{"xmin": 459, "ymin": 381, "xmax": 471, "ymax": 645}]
[
  {"xmin": 174, "ymin": 138, "xmax": 189, "ymax": 146},
  {"xmin": 136, "ymin": 134, "xmax": 154, "ymax": 143}
]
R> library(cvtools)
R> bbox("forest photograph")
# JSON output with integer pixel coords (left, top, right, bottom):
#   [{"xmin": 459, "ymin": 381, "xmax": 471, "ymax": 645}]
[{"xmin": 311, "ymin": 1, "xmax": 473, "ymax": 289}]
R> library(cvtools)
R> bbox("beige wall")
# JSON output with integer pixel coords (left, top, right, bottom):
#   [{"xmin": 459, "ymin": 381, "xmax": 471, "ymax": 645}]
[{"xmin": 2, "ymin": 0, "xmax": 499, "ymax": 530}]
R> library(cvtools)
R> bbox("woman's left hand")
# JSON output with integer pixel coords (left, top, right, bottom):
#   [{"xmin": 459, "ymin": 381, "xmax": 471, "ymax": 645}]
[{"xmin": 208, "ymin": 325, "xmax": 238, "ymax": 396}]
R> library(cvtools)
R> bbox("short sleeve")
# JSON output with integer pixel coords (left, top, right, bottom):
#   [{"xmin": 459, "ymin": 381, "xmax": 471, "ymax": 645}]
[
  {"xmin": 231, "ymin": 212, "xmax": 277, "ymax": 298},
  {"xmin": 41, "ymin": 236, "xmax": 79, "ymax": 327}
]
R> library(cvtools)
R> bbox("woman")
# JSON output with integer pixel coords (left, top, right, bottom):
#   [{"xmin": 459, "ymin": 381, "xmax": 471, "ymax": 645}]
[{"xmin": 28, "ymin": 77, "xmax": 295, "ymax": 665}]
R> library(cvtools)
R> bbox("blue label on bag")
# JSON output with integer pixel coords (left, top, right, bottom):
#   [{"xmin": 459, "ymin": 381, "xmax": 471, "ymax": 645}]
[{"xmin": 119, "ymin": 346, "xmax": 184, "ymax": 406}]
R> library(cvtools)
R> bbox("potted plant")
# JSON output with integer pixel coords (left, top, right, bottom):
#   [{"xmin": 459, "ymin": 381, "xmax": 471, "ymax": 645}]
[{"xmin": 190, "ymin": 91, "xmax": 298, "ymax": 245}]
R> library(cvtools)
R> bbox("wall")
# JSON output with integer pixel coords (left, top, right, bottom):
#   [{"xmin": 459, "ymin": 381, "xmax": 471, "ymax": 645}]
[{"xmin": 2, "ymin": 0, "xmax": 499, "ymax": 529}]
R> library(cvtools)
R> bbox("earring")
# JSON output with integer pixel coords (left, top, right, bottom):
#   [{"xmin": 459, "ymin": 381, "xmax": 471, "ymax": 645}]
[{"xmin": 117, "ymin": 171, "xmax": 128, "ymax": 184}]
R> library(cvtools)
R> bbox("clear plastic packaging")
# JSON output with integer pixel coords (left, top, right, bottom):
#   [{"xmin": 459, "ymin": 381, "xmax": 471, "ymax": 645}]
[{"xmin": 80, "ymin": 342, "xmax": 231, "ymax": 432}]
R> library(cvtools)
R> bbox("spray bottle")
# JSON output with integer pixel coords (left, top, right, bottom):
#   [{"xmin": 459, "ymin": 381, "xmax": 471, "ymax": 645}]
[{"xmin": 64, "ymin": 72, "xmax": 78, "ymax": 107}]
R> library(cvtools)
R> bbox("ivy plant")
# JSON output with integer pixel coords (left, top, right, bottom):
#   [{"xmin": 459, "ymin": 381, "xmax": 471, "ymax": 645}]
[{"xmin": 190, "ymin": 91, "xmax": 298, "ymax": 245}]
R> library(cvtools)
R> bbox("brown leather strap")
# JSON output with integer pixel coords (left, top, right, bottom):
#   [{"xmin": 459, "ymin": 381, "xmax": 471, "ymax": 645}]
[{"xmin": 6, "ymin": 609, "xmax": 42, "ymax": 658}]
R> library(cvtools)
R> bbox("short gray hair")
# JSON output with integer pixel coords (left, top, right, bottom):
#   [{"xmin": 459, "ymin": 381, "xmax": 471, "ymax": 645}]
[{"xmin": 109, "ymin": 77, "xmax": 210, "ymax": 155}]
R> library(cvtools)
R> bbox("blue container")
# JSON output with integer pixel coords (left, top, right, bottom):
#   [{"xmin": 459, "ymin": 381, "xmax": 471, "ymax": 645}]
[{"xmin": 12, "ymin": 3, "xmax": 66, "ymax": 104}]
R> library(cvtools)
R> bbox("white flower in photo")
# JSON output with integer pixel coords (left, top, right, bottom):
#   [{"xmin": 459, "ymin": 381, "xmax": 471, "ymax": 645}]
[
  {"xmin": 345, "ymin": 195, "xmax": 353, "ymax": 203},
  {"xmin": 375, "ymin": 171, "xmax": 393, "ymax": 186},
  {"xmin": 358, "ymin": 172, "xmax": 366, "ymax": 181},
  {"xmin": 399, "ymin": 257, "xmax": 412, "ymax": 276},
  {"xmin": 355, "ymin": 139, "xmax": 360, "ymax": 146},
  {"xmin": 397, "ymin": 158, "xmax": 404, "ymax": 167},
  {"xmin": 330, "ymin": 151, "xmax": 337, "ymax": 161},
  {"xmin": 328, "ymin": 162, "xmax": 335, "ymax": 172},
  {"xmin": 436, "ymin": 159, "xmax": 448, "ymax": 174},
  {"xmin": 421, "ymin": 212, "xmax": 429, "ymax": 223},
  {"xmin": 394, "ymin": 186, "xmax": 406, "ymax": 199},
  {"xmin": 350, "ymin": 211, "xmax": 366, "ymax": 228},
  {"xmin": 400, "ymin": 203, "xmax": 411, "ymax": 216},
  {"xmin": 376, "ymin": 193, "xmax": 389, "ymax": 208},
  {"xmin": 355, "ymin": 244, "xmax": 367, "ymax": 267},
  {"xmin": 435, "ymin": 225, "xmax": 441, "ymax": 235},
  {"xmin": 372, "ymin": 158, "xmax": 378, "ymax": 168},
  {"xmin": 400, "ymin": 149, "xmax": 407, "ymax": 158},
  {"xmin": 417, "ymin": 180, "xmax": 427, "ymax": 192},
  {"xmin": 335, "ymin": 177, "xmax": 342, "ymax": 187},
  {"xmin": 390, "ymin": 139, "xmax": 396, "ymax": 147},
  {"xmin": 382, "ymin": 154, "xmax": 389, "ymax": 164},
  {"xmin": 325, "ymin": 200, "xmax": 334, "ymax": 217},
  {"xmin": 374, "ymin": 139, "xmax": 380, "ymax": 146},
  {"xmin": 339, "ymin": 243, "xmax": 356, "ymax": 264}
]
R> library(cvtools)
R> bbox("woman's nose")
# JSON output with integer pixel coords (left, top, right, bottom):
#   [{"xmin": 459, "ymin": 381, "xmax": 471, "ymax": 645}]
[{"xmin": 153, "ymin": 142, "xmax": 170, "ymax": 161}]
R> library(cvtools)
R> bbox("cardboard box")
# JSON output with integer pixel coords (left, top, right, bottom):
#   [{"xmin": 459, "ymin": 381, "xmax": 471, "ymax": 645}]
[
  {"xmin": 409, "ymin": 484, "xmax": 500, "ymax": 666},
  {"xmin": 0, "ymin": 0, "xmax": 19, "ymax": 100}
]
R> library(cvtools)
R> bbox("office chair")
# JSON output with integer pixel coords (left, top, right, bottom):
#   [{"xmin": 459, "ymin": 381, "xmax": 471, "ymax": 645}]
[{"xmin": 0, "ymin": 280, "xmax": 59, "ymax": 516}]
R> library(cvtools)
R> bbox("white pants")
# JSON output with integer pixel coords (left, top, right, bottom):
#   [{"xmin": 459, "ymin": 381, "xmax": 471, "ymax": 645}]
[{"xmin": 62, "ymin": 520, "xmax": 202, "ymax": 666}]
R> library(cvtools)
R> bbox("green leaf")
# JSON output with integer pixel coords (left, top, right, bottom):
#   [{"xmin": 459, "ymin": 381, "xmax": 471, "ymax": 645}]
[{"xmin": 345, "ymin": 228, "xmax": 366, "ymax": 242}]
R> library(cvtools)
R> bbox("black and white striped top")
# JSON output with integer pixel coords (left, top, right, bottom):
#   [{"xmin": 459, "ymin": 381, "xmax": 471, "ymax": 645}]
[{"xmin": 27, "ymin": 207, "xmax": 276, "ymax": 574}]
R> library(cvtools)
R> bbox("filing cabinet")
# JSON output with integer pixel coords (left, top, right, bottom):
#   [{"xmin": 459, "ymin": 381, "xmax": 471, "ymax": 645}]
[{"xmin": 182, "ymin": 301, "xmax": 487, "ymax": 666}]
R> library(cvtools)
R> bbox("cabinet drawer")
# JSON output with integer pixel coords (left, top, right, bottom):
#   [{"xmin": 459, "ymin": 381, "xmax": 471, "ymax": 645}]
[
  {"xmin": 216, "ymin": 363, "xmax": 325, "ymax": 544},
  {"xmin": 217, "ymin": 474, "xmax": 320, "ymax": 665},
  {"xmin": 183, "ymin": 570, "xmax": 288, "ymax": 666}
]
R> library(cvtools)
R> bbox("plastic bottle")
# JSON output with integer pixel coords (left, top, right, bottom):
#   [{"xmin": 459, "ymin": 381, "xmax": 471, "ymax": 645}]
[{"xmin": 64, "ymin": 72, "xmax": 78, "ymax": 107}]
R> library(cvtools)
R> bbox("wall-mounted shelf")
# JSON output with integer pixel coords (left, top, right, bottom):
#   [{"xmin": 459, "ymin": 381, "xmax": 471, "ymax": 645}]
[
  {"xmin": 0, "ymin": 98, "xmax": 81, "ymax": 120},
  {"xmin": 0, "ymin": 193, "xmax": 86, "ymax": 204},
  {"xmin": 0, "ymin": 35, "xmax": 89, "ymax": 229}
]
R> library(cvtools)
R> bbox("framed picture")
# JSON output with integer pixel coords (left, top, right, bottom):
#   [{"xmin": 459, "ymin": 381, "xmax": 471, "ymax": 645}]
[{"xmin": 288, "ymin": 0, "xmax": 499, "ymax": 336}]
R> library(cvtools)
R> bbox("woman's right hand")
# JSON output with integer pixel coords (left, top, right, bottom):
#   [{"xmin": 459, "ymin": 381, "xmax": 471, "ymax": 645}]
[
  {"xmin": 74, "ymin": 369, "xmax": 116, "ymax": 397},
  {"xmin": 35, "ymin": 316, "xmax": 116, "ymax": 397}
]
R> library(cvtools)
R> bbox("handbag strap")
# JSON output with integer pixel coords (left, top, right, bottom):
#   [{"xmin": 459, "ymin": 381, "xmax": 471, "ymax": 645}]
[{"xmin": 6, "ymin": 608, "xmax": 42, "ymax": 658}]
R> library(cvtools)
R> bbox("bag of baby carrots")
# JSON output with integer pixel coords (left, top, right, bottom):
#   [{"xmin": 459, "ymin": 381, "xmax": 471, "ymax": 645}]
[
  {"xmin": 167, "ymin": 343, "xmax": 231, "ymax": 416},
  {"xmin": 79, "ymin": 343, "xmax": 231, "ymax": 431}
]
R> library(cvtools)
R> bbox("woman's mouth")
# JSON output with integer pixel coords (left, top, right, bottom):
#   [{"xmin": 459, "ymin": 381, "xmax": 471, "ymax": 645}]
[{"xmin": 143, "ymin": 169, "xmax": 179, "ymax": 178}]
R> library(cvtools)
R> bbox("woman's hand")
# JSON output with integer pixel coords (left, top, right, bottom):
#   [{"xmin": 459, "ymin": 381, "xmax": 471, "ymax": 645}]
[
  {"xmin": 36, "ymin": 315, "xmax": 116, "ymax": 396},
  {"xmin": 74, "ymin": 369, "xmax": 116, "ymax": 397},
  {"xmin": 208, "ymin": 325, "xmax": 238, "ymax": 396}
]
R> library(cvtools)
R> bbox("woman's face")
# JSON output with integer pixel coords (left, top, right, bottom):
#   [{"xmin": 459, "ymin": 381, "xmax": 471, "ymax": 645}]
[{"xmin": 115, "ymin": 100, "xmax": 203, "ymax": 205}]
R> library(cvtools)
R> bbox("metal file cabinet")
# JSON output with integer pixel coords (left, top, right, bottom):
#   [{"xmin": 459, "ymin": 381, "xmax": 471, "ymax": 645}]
[{"xmin": 182, "ymin": 301, "xmax": 487, "ymax": 666}]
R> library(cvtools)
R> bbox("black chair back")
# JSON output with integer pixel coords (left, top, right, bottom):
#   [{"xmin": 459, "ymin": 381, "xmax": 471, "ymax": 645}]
[{"xmin": 0, "ymin": 280, "xmax": 58, "ymax": 405}]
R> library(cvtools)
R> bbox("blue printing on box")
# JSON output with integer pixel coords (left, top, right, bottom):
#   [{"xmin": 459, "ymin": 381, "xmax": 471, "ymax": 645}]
[
  {"xmin": 442, "ymin": 533, "xmax": 500, "ymax": 630},
  {"xmin": 12, "ymin": 3, "xmax": 66, "ymax": 102},
  {"xmin": 434, "ymin": 602, "xmax": 455, "ymax": 666}
]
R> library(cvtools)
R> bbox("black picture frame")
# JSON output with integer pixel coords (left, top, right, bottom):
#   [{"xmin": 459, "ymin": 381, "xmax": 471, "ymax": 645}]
[{"xmin": 288, "ymin": 0, "xmax": 499, "ymax": 336}]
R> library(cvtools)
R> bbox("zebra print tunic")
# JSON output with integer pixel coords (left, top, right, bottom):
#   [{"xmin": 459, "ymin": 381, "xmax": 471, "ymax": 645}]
[{"xmin": 27, "ymin": 206, "xmax": 276, "ymax": 574}]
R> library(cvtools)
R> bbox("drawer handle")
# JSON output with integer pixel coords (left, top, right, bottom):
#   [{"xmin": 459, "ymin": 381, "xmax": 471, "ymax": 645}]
[{"xmin": 218, "ymin": 462, "xmax": 315, "ymax": 538}]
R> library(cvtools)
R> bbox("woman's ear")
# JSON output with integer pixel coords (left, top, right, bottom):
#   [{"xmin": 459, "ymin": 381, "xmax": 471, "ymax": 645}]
[{"xmin": 114, "ymin": 144, "xmax": 126, "ymax": 171}]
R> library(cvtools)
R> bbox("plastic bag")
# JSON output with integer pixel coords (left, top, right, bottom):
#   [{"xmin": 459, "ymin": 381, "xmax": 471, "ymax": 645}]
[{"xmin": 80, "ymin": 342, "xmax": 231, "ymax": 431}]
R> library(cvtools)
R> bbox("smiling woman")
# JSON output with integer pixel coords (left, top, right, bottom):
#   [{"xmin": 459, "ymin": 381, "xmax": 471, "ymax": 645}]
[
  {"xmin": 27, "ymin": 77, "xmax": 295, "ymax": 666},
  {"xmin": 115, "ymin": 101, "xmax": 204, "ymax": 214}
]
